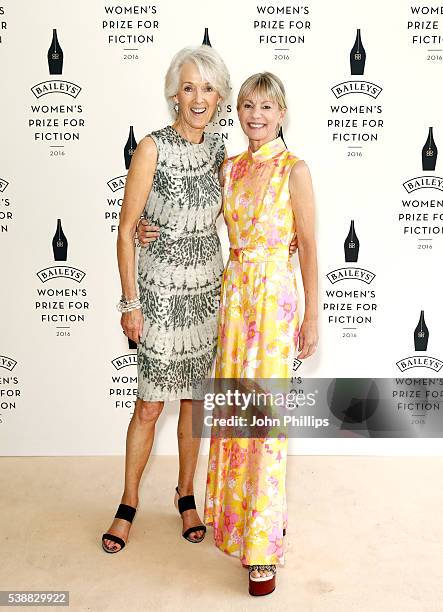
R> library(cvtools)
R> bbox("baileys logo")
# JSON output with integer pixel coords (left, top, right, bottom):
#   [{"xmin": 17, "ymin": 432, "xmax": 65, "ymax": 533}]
[
  {"xmin": 403, "ymin": 126, "xmax": 442, "ymax": 193},
  {"xmin": 36, "ymin": 220, "xmax": 86, "ymax": 282},
  {"xmin": 396, "ymin": 311, "xmax": 443, "ymax": 372},
  {"xmin": 111, "ymin": 354, "xmax": 138, "ymax": 370},
  {"xmin": 0, "ymin": 355, "xmax": 17, "ymax": 371},
  {"xmin": 107, "ymin": 125, "xmax": 139, "ymax": 193},
  {"xmin": 326, "ymin": 220, "xmax": 376, "ymax": 285},
  {"xmin": 31, "ymin": 29, "xmax": 82, "ymax": 99},
  {"xmin": 331, "ymin": 28, "xmax": 383, "ymax": 99}
]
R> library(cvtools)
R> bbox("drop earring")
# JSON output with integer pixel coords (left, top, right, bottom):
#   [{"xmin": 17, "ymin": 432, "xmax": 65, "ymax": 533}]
[
  {"xmin": 217, "ymin": 103, "xmax": 222, "ymax": 113},
  {"xmin": 174, "ymin": 102, "xmax": 179, "ymax": 113}
]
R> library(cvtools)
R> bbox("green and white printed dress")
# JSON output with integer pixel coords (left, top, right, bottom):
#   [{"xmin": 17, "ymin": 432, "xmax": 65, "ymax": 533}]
[{"xmin": 137, "ymin": 125, "xmax": 225, "ymax": 401}]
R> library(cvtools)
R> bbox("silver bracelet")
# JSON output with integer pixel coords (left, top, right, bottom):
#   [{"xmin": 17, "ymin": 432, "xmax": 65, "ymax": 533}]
[
  {"xmin": 121, "ymin": 294, "xmax": 139, "ymax": 303},
  {"xmin": 117, "ymin": 295, "xmax": 141, "ymax": 312},
  {"xmin": 117, "ymin": 301, "xmax": 141, "ymax": 313},
  {"xmin": 118, "ymin": 302, "xmax": 141, "ymax": 313}
]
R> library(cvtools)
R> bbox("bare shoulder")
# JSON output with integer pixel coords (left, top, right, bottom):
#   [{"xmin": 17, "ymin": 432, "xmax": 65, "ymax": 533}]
[
  {"xmin": 136, "ymin": 135, "xmax": 158, "ymax": 159},
  {"xmin": 291, "ymin": 158, "xmax": 309, "ymax": 177},
  {"xmin": 289, "ymin": 159, "xmax": 314, "ymax": 202},
  {"xmin": 127, "ymin": 135, "xmax": 158, "ymax": 176}
]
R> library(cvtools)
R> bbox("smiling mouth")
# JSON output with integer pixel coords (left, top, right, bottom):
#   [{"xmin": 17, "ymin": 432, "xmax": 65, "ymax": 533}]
[
  {"xmin": 248, "ymin": 123, "xmax": 266, "ymax": 129},
  {"xmin": 191, "ymin": 107, "xmax": 207, "ymax": 115}
]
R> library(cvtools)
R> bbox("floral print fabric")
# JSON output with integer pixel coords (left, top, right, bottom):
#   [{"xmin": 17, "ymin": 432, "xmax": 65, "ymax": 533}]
[{"xmin": 204, "ymin": 137, "xmax": 301, "ymax": 566}]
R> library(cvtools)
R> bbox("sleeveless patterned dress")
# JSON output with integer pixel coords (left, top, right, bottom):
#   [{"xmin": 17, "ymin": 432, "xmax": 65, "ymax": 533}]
[
  {"xmin": 204, "ymin": 136, "xmax": 301, "ymax": 567},
  {"xmin": 137, "ymin": 125, "xmax": 225, "ymax": 401}
]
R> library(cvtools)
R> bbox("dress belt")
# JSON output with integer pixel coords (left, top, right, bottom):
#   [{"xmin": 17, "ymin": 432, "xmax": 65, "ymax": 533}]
[{"xmin": 229, "ymin": 245, "xmax": 289, "ymax": 263}]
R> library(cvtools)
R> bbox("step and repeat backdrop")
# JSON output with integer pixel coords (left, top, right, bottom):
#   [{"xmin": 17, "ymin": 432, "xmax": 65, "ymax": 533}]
[{"xmin": 1, "ymin": 0, "xmax": 443, "ymax": 455}]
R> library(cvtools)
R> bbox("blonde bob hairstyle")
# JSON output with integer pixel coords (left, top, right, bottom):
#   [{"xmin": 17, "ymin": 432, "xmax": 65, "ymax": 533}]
[
  {"xmin": 237, "ymin": 71, "xmax": 287, "ymax": 111},
  {"xmin": 164, "ymin": 45, "xmax": 231, "ymax": 119}
]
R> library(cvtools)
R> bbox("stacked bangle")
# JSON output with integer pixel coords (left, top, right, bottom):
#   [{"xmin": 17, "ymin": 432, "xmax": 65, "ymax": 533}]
[{"xmin": 117, "ymin": 295, "xmax": 141, "ymax": 313}]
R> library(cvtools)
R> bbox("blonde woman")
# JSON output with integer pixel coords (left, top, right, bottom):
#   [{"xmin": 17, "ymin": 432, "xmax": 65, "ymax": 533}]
[
  {"xmin": 101, "ymin": 45, "xmax": 231, "ymax": 552},
  {"xmin": 203, "ymin": 73, "xmax": 318, "ymax": 596}
]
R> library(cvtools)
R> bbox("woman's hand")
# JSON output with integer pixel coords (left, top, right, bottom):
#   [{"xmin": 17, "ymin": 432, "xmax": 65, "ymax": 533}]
[
  {"xmin": 137, "ymin": 217, "xmax": 160, "ymax": 246},
  {"xmin": 297, "ymin": 318, "xmax": 318, "ymax": 359},
  {"xmin": 121, "ymin": 308, "xmax": 144, "ymax": 344},
  {"xmin": 289, "ymin": 231, "xmax": 298, "ymax": 256}
]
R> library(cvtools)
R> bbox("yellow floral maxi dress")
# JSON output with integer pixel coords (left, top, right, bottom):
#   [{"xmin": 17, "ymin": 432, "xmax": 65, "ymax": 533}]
[{"xmin": 204, "ymin": 136, "xmax": 301, "ymax": 567}]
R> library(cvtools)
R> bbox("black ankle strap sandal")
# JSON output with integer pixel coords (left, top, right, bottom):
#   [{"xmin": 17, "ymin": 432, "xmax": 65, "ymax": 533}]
[
  {"xmin": 175, "ymin": 486, "xmax": 207, "ymax": 543},
  {"xmin": 101, "ymin": 503, "xmax": 137, "ymax": 554}
]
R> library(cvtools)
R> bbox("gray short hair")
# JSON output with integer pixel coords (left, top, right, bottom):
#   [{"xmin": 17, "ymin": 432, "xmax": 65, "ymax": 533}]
[{"xmin": 164, "ymin": 45, "xmax": 231, "ymax": 116}]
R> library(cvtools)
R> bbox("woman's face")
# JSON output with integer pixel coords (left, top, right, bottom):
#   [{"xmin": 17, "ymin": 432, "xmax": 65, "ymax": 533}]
[
  {"xmin": 237, "ymin": 92, "xmax": 285, "ymax": 144},
  {"xmin": 174, "ymin": 61, "xmax": 220, "ymax": 131}
]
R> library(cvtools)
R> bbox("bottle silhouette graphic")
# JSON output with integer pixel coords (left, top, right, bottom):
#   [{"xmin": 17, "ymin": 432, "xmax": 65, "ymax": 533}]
[
  {"xmin": 278, "ymin": 126, "xmax": 287, "ymax": 147},
  {"xmin": 350, "ymin": 29, "xmax": 366, "ymax": 75},
  {"xmin": 52, "ymin": 219, "xmax": 68, "ymax": 261},
  {"xmin": 47, "ymin": 29, "xmax": 63, "ymax": 75},
  {"xmin": 414, "ymin": 310, "xmax": 429, "ymax": 351},
  {"xmin": 202, "ymin": 27, "xmax": 211, "ymax": 47},
  {"xmin": 124, "ymin": 126, "xmax": 137, "ymax": 170},
  {"xmin": 128, "ymin": 338, "xmax": 137, "ymax": 350},
  {"xmin": 344, "ymin": 220, "xmax": 359, "ymax": 262},
  {"xmin": 422, "ymin": 127, "xmax": 438, "ymax": 171}
]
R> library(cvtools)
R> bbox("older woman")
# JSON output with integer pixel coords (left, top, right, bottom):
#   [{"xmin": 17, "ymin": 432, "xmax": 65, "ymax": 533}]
[
  {"xmin": 203, "ymin": 72, "xmax": 318, "ymax": 596},
  {"xmin": 101, "ymin": 45, "xmax": 231, "ymax": 552}
]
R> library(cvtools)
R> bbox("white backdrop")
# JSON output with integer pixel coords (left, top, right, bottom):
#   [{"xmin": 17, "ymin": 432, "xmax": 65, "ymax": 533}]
[{"xmin": 1, "ymin": 0, "xmax": 443, "ymax": 454}]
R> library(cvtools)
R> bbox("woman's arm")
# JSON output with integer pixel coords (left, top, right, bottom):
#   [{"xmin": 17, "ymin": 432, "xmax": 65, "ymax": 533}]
[
  {"xmin": 117, "ymin": 136, "xmax": 158, "ymax": 300},
  {"xmin": 289, "ymin": 160, "xmax": 319, "ymax": 359}
]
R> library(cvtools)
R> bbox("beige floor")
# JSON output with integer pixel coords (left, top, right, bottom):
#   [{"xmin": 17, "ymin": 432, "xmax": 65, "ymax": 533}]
[{"xmin": 1, "ymin": 455, "xmax": 442, "ymax": 612}]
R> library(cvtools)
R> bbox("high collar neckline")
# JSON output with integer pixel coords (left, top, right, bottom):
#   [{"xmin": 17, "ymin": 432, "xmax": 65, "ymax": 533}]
[{"xmin": 248, "ymin": 136, "xmax": 286, "ymax": 163}]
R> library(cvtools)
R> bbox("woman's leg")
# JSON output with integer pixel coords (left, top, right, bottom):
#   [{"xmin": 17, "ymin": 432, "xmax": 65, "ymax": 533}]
[
  {"xmin": 175, "ymin": 398, "xmax": 205, "ymax": 541},
  {"xmin": 102, "ymin": 398, "xmax": 163, "ymax": 551}
]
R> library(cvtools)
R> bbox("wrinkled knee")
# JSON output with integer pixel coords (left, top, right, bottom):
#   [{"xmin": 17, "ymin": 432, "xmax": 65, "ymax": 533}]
[{"xmin": 136, "ymin": 400, "xmax": 163, "ymax": 424}]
